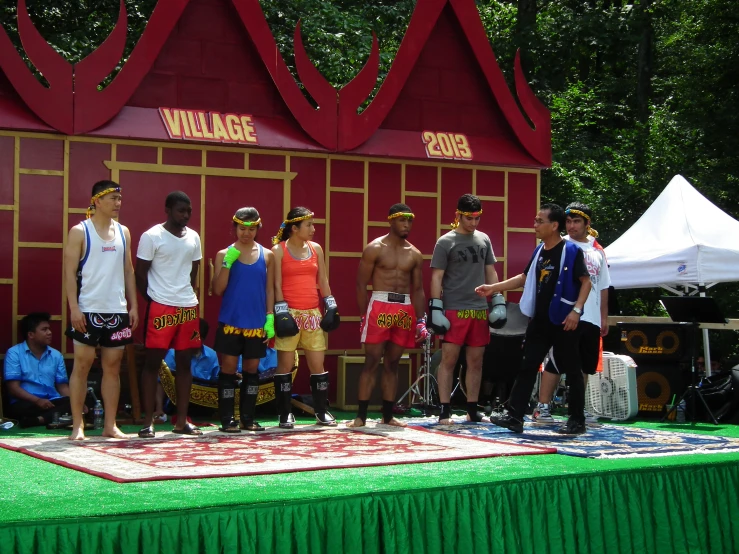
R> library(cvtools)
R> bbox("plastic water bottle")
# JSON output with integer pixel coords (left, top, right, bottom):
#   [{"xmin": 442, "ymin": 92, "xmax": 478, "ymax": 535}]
[
  {"xmin": 676, "ymin": 400, "xmax": 686, "ymax": 423},
  {"xmin": 93, "ymin": 401, "xmax": 104, "ymax": 429}
]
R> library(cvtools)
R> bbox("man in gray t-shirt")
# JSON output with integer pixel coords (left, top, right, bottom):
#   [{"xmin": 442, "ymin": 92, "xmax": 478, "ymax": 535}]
[{"xmin": 429, "ymin": 194, "xmax": 499, "ymax": 424}]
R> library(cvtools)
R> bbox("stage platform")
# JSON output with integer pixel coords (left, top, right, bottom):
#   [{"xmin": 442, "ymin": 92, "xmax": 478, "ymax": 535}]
[{"xmin": 0, "ymin": 411, "xmax": 737, "ymax": 554}]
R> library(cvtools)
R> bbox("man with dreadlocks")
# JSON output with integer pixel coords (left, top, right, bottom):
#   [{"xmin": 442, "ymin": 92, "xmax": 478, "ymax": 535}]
[
  {"xmin": 532, "ymin": 201, "xmax": 611, "ymax": 425},
  {"xmin": 271, "ymin": 207, "xmax": 339, "ymax": 428},
  {"xmin": 428, "ymin": 193, "xmax": 504, "ymax": 425},
  {"xmin": 64, "ymin": 180, "xmax": 137, "ymax": 440},
  {"xmin": 212, "ymin": 207, "xmax": 275, "ymax": 432}
]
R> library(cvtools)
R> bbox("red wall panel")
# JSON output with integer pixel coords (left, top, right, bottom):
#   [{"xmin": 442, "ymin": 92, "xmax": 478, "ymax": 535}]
[
  {"xmin": 19, "ymin": 175, "xmax": 63, "ymax": 243},
  {"xmin": 0, "ymin": 136, "xmax": 14, "ymax": 205},
  {"xmin": 476, "ymin": 170, "xmax": 505, "ymax": 197},
  {"xmin": 368, "ymin": 163, "xmax": 401, "ymax": 222},
  {"xmin": 328, "ymin": 192, "xmax": 364, "ymax": 252},
  {"xmin": 249, "ymin": 154, "xmax": 285, "ymax": 172},
  {"xmin": 330, "ymin": 159, "xmax": 364, "ymax": 189},
  {"xmin": 477, "ymin": 199, "xmax": 505, "ymax": 260},
  {"xmin": 405, "ymin": 164, "xmax": 437, "ymax": 194},
  {"xmin": 18, "ymin": 249, "xmax": 62, "ymax": 315},
  {"xmin": 507, "ymin": 231, "xmax": 537, "ymax": 277},
  {"xmin": 117, "ymin": 145, "xmax": 158, "ymax": 164},
  {"xmin": 507, "ymin": 172, "xmax": 537, "ymax": 228},
  {"xmin": 0, "ymin": 285, "xmax": 12, "ymax": 353},
  {"xmin": 0, "ymin": 211, "xmax": 13, "ymax": 279},
  {"xmin": 325, "ymin": 257, "xmax": 360, "ymax": 318},
  {"xmin": 290, "ymin": 157, "xmax": 326, "ymax": 219},
  {"xmin": 162, "ymin": 148, "xmax": 201, "ymax": 166},
  {"xmin": 441, "ymin": 167, "xmax": 472, "ymax": 221},
  {"xmin": 405, "ymin": 195, "xmax": 437, "ymax": 256},
  {"xmin": 19, "ymin": 138, "xmax": 63, "ymax": 171},
  {"xmin": 207, "ymin": 150, "xmax": 244, "ymax": 169},
  {"xmin": 68, "ymin": 142, "xmax": 113, "ymax": 209}
]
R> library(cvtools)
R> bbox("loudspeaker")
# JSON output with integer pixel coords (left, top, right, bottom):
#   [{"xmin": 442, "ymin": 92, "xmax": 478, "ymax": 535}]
[
  {"xmin": 618, "ymin": 323, "xmax": 690, "ymax": 362},
  {"xmin": 336, "ymin": 355, "xmax": 412, "ymax": 410},
  {"xmin": 635, "ymin": 361, "xmax": 687, "ymax": 417}
]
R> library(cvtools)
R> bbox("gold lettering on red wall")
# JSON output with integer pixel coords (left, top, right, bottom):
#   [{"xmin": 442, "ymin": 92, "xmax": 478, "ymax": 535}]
[
  {"xmin": 159, "ymin": 108, "xmax": 259, "ymax": 145},
  {"xmin": 421, "ymin": 131, "xmax": 473, "ymax": 161}
]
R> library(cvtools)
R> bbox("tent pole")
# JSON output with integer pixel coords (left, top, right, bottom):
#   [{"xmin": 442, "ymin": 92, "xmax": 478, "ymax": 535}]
[{"xmin": 699, "ymin": 283, "xmax": 712, "ymax": 377}]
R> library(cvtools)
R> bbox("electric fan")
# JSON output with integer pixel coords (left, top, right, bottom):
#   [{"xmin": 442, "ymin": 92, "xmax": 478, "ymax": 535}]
[{"xmin": 584, "ymin": 352, "xmax": 638, "ymax": 421}]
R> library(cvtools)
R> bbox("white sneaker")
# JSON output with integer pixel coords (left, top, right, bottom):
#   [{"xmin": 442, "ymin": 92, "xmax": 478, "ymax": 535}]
[
  {"xmin": 584, "ymin": 410, "xmax": 599, "ymax": 424},
  {"xmin": 532, "ymin": 403, "xmax": 555, "ymax": 424}
]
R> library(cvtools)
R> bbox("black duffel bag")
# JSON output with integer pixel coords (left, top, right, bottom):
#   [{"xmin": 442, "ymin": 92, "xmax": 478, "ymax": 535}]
[{"xmin": 684, "ymin": 369, "xmax": 739, "ymax": 422}]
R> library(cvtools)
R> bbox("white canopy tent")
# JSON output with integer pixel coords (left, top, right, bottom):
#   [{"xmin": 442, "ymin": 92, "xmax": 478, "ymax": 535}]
[{"xmin": 605, "ymin": 175, "xmax": 739, "ymax": 375}]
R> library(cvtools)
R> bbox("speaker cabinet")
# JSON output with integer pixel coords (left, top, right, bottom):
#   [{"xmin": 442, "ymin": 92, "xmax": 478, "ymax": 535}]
[
  {"xmin": 336, "ymin": 355, "xmax": 412, "ymax": 411},
  {"xmin": 635, "ymin": 362, "xmax": 687, "ymax": 417},
  {"xmin": 617, "ymin": 323, "xmax": 691, "ymax": 362}
]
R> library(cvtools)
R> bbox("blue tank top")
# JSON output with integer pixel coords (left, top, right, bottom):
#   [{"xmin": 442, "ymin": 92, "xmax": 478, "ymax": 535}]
[{"xmin": 219, "ymin": 244, "xmax": 267, "ymax": 332}]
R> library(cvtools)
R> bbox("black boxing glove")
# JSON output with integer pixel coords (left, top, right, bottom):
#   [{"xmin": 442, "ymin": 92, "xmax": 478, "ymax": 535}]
[
  {"xmin": 274, "ymin": 301, "xmax": 299, "ymax": 338},
  {"xmin": 319, "ymin": 295, "xmax": 340, "ymax": 332}
]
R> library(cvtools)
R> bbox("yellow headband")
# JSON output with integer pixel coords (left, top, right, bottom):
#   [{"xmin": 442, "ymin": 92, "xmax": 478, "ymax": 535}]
[
  {"xmin": 388, "ymin": 212, "xmax": 415, "ymax": 220},
  {"xmin": 233, "ymin": 216, "xmax": 261, "ymax": 227},
  {"xmin": 451, "ymin": 209, "xmax": 482, "ymax": 229},
  {"xmin": 565, "ymin": 208, "xmax": 599, "ymax": 238},
  {"xmin": 86, "ymin": 187, "xmax": 120, "ymax": 219},
  {"xmin": 272, "ymin": 212, "xmax": 315, "ymax": 245}
]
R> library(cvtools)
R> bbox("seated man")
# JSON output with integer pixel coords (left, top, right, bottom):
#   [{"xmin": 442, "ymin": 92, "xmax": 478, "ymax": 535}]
[
  {"xmin": 155, "ymin": 318, "xmax": 222, "ymax": 421},
  {"xmin": 3, "ymin": 313, "xmax": 71, "ymax": 428}
]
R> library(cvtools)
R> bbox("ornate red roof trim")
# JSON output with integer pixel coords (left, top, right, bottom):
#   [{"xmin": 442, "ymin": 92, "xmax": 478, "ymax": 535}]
[{"xmin": 337, "ymin": 0, "xmax": 551, "ymax": 166}]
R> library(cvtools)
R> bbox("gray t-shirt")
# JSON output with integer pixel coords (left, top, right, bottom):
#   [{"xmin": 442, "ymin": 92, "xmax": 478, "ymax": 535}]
[{"xmin": 430, "ymin": 230, "xmax": 496, "ymax": 310}]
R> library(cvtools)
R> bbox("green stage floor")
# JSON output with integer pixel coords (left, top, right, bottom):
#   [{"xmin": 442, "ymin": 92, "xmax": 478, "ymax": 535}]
[{"xmin": 0, "ymin": 411, "xmax": 737, "ymax": 554}]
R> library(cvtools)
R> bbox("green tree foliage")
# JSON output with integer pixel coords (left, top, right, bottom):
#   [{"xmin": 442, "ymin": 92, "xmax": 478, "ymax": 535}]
[{"xmin": 1, "ymin": 0, "xmax": 737, "ymax": 356}]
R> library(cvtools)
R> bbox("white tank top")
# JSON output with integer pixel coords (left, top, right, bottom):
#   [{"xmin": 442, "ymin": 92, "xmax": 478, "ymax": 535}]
[{"xmin": 77, "ymin": 219, "xmax": 128, "ymax": 314}]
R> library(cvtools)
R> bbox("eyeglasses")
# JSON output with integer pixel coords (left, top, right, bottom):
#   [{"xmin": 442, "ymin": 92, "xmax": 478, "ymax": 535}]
[{"xmin": 534, "ymin": 218, "xmax": 551, "ymax": 225}]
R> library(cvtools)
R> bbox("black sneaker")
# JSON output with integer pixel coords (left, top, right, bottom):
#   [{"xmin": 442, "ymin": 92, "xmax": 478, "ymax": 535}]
[
  {"xmin": 556, "ymin": 419, "xmax": 586, "ymax": 435},
  {"xmin": 489, "ymin": 413, "xmax": 524, "ymax": 433}
]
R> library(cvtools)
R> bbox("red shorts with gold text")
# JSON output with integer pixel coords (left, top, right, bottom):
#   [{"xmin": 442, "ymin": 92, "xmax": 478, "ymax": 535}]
[
  {"xmin": 361, "ymin": 291, "xmax": 417, "ymax": 349},
  {"xmin": 145, "ymin": 301, "xmax": 202, "ymax": 351},
  {"xmin": 441, "ymin": 308, "xmax": 490, "ymax": 347}
]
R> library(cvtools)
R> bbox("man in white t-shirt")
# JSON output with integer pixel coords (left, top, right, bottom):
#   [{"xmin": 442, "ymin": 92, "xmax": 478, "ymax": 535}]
[
  {"xmin": 533, "ymin": 202, "xmax": 611, "ymax": 424},
  {"xmin": 135, "ymin": 191, "xmax": 203, "ymax": 438}
]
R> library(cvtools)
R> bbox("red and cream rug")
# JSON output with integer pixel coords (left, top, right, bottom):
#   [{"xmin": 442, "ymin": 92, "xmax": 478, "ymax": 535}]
[{"xmin": 0, "ymin": 423, "xmax": 554, "ymax": 482}]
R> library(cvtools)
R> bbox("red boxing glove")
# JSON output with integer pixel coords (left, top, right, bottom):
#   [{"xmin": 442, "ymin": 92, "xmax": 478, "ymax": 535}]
[{"xmin": 416, "ymin": 317, "xmax": 429, "ymax": 342}]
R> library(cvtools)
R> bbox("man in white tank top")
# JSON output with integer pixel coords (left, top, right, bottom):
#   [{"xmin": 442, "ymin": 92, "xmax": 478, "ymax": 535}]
[
  {"xmin": 135, "ymin": 191, "xmax": 203, "ymax": 438},
  {"xmin": 63, "ymin": 181, "xmax": 139, "ymax": 441}
]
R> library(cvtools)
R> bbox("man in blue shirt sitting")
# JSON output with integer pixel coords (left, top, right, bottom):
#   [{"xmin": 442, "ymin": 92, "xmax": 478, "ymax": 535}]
[{"xmin": 3, "ymin": 313, "xmax": 71, "ymax": 428}]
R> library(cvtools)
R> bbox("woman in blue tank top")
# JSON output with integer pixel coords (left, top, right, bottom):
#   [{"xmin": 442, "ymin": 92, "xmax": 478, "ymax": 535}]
[{"xmin": 212, "ymin": 207, "xmax": 275, "ymax": 432}]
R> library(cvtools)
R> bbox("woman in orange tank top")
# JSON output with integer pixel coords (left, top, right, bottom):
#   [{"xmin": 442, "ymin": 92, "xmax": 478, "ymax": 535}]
[{"xmin": 271, "ymin": 207, "xmax": 340, "ymax": 428}]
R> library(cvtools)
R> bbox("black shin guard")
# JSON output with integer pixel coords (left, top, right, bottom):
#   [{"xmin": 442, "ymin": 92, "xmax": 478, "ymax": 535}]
[
  {"xmin": 357, "ymin": 400, "xmax": 370, "ymax": 423},
  {"xmin": 382, "ymin": 400, "xmax": 395, "ymax": 424},
  {"xmin": 218, "ymin": 372, "xmax": 238, "ymax": 428},
  {"xmin": 239, "ymin": 372, "xmax": 261, "ymax": 430},
  {"xmin": 467, "ymin": 401, "xmax": 485, "ymax": 422},
  {"xmin": 273, "ymin": 373, "xmax": 295, "ymax": 428},
  {"xmin": 310, "ymin": 372, "xmax": 336, "ymax": 425}
]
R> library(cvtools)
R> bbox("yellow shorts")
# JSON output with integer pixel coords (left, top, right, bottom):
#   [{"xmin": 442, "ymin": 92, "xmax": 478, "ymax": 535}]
[{"xmin": 274, "ymin": 308, "xmax": 327, "ymax": 352}]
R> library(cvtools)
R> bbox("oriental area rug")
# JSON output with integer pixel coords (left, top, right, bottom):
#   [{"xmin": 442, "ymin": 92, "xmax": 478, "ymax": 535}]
[
  {"xmin": 0, "ymin": 423, "xmax": 554, "ymax": 483},
  {"xmin": 408, "ymin": 417, "xmax": 739, "ymax": 459}
]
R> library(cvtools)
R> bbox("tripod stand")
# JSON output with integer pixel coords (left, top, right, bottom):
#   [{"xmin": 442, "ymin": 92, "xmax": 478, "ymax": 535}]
[
  {"xmin": 396, "ymin": 333, "xmax": 438, "ymax": 415},
  {"xmin": 660, "ymin": 296, "xmax": 727, "ymax": 425}
]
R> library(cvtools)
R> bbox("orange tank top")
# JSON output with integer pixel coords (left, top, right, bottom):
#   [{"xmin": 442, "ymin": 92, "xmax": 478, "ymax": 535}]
[{"xmin": 281, "ymin": 241, "xmax": 320, "ymax": 309}]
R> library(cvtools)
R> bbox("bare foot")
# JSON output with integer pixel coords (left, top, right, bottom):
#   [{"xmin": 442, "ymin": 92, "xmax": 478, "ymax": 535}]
[
  {"xmin": 69, "ymin": 426, "xmax": 86, "ymax": 441},
  {"xmin": 346, "ymin": 418, "xmax": 366, "ymax": 428},
  {"xmin": 102, "ymin": 426, "xmax": 129, "ymax": 439},
  {"xmin": 438, "ymin": 418, "xmax": 455, "ymax": 425},
  {"xmin": 381, "ymin": 417, "xmax": 407, "ymax": 428}
]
